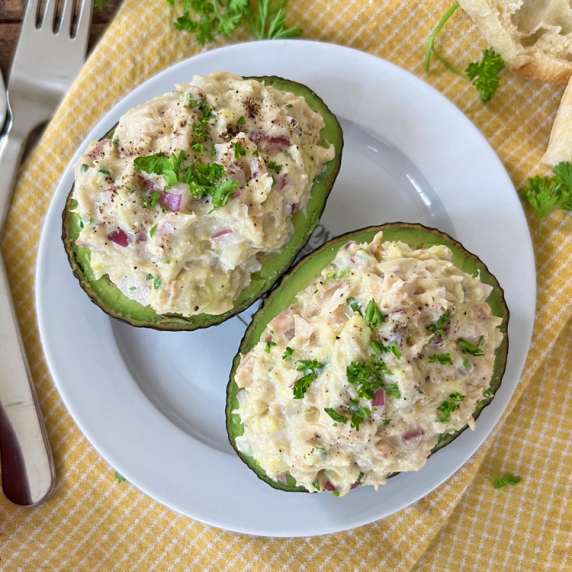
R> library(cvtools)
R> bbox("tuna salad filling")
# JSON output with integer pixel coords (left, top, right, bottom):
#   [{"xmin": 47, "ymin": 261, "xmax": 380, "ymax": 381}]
[
  {"xmin": 71, "ymin": 72, "xmax": 335, "ymax": 316},
  {"xmin": 234, "ymin": 232, "xmax": 504, "ymax": 496}
]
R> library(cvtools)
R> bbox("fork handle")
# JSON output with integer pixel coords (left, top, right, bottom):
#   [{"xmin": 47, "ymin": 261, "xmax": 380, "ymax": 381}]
[
  {"xmin": 0, "ymin": 250, "xmax": 55, "ymax": 505},
  {"xmin": 0, "ymin": 127, "xmax": 26, "ymax": 234}
]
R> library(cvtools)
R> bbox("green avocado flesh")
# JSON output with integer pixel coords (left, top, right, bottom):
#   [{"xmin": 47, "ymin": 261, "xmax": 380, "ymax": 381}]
[
  {"xmin": 62, "ymin": 76, "xmax": 343, "ymax": 331},
  {"xmin": 226, "ymin": 222, "xmax": 510, "ymax": 493}
]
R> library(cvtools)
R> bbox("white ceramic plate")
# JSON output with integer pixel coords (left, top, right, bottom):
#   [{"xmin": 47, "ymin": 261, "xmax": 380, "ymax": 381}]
[{"xmin": 37, "ymin": 40, "xmax": 535, "ymax": 537}]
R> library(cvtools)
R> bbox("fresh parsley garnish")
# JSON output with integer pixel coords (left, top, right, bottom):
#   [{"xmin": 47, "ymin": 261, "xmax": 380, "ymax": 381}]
[
  {"xmin": 349, "ymin": 402, "xmax": 371, "ymax": 430},
  {"xmin": 154, "ymin": 277, "xmax": 161, "ymax": 290},
  {"xmin": 98, "ymin": 169, "xmax": 111, "ymax": 176},
  {"xmin": 265, "ymin": 340, "xmax": 277, "ymax": 353},
  {"xmin": 370, "ymin": 341, "xmax": 401, "ymax": 359},
  {"xmin": 459, "ymin": 336, "xmax": 485, "ymax": 356},
  {"xmin": 519, "ymin": 162, "xmax": 572, "ymax": 230},
  {"xmin": 436, "ymin": 393, "xmax": 464, "ymax": 423},
  {"xmin": 465, "ymin": 49, "xmax": 505, "ymax": 103},
  {"xmin": 324, "ymin": 402, "xmax": 371, "ymax": 431},
  {"xmin": 483, "ymin": 388, "xmax": 494, "ymax": 399},
  {"xmin": 182, "ymin": 160, "xmax": 239, "ymax": 209},
  {"xmin": 383, "ymin": 418, "xmax": 391, "ymax": 426},
  {"xmin": 365, "ymin": 299, "xmax": 384, "ymax": 329},
  {"xmin": 282, "ymin": 346, "xmax": 294, "ymax": 361},
  {"xmin": 145, "ymin": 274, "xmax": 153, "ymax": 281},
  {"xmin": 115, "ymin": 470, "xmax": 126, "ymax": 483},
  {"xmin": 326, "ymin": 266, "xmax": 350, "ymax": 281},
  {"xmin": 129, "ymin": 287, "xmax": 136, "ymax": 291},
  {"xmin": 170, "ymin": 0, "xmax": 300, "ymax": 44},
  {"xmin": 429, "ymin": 353, "xmax": 452, "ymax": 365},
  {"xmin": 267, "ymin": 161, "xmax": 282, "ymax": 173},
  {"xmin": 143, "ymin": 190, "xmax": 161, "ymax": 209},
  {"xmin": 237, "ymin": 115, "xmax": 246, "ymax": 125},
  {"xmin": 347, "ymin": 355, "xmax": 400, "ymax": 400},
  {"xmin": 347, "ymin": 297, "xmax": 362, "ymax": 314},
  {"xmin": 150, "ymin": 224, "xmax": 158, "ymax": 237},
  {"xmin": 231, "ymin": 142, "xmax": 248, "ymax": 159},
  {"xmin": 192, "ymin": 142, "xmax": 204, "ymax": 155},
  {"xmin": 463, "ymin": 358, "xmax": 471, "ymax": 369},
  {"xmin": 134, "ymin": 150, "xmax": 187, "ymax": 188},
  {"xmin": 487, "ymin": 473, "xmax": 522, "ymax": 489},
  {"xmin": 293, "ymin": 360, "xmax": 324, "ymax": 399},
  {"xmin": 324, "ymin": 408, "xmax": 347, "ymax": 424},
  {"xmin": 312, "ymin": 479, "xmax": 321, "ymax": 491},
  {"xmin": 425, "ymin": 2, "xmax": 505, "ymax": 102},
  {"xmin": 81, "ymin": 164, "xmax": 89, "ymax": 173},
  {"xmin": 194, "ymin": 123, "xmax": 207, "ymax": 141},
  {"xmin": 427, "ymin": 309, "xmax": 451, "ymax": 342}
]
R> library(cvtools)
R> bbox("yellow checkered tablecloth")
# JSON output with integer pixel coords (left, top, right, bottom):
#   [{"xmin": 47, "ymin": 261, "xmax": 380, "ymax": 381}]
[{"xmin": 1, "ymin": 0, "xmax": 571, "ymax": 569}]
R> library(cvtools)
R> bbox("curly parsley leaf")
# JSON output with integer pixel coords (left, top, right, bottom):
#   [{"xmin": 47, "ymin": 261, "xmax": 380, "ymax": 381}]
[
  {"xmin": 487, "ymin": 473, "xmax": 522, "ymax": 489},
  {"xmin": 349, "ymin": 402, "xmax": 371, "ymax": 431},
  {"xmin": 347, "ymin": 354, "xmax": 400, "ymax": 400},
  {"xmin": 265, "ymin": 340, "xmax": 276, "ymax": 353},
  {"xmin": 247, "ymin": 0, "xmax": 302, "ymax": 40},
  {"xmin": 425, "ymin": 3, "xmax": 505, "ymax": 103},
  {"xmin": 365, "ymin": 299, "xmax": 384, "ymax": 329},
  {"xmin": 282, "ymin": 346, "xmax": 294, "ymax": 361},
  {"xmin": 430, "ymin": 353, "xmax": 452, "ymax": 365},
  {"xmin": 427, "ymin": 309, "xmax": 451, "ymax": 343},
  {"xmin": 324, "ymin": 408, "xmax": 348, "ymax": 424},
  {"xmin": 436, "ymin": 393, "xmax": 464, "ymax": 423},
  {"xmin": 169, "ymin": 0, "xmax": 300, "ymax": 45},
  {"xmin": 292, "ymin": 360, "xmax": 325, "ymax": 399},
  {"xmin": 465, "ymin": 49, "xmax": 505, "ymax": 103},
  {"xmin": 115, "ymin": 470, "xmax": 126, "ymax": 483},
  {"xmin": 519, "ymin": 161, "xmax": 572, "ymax": 230},
  {"xmin": 134, "ymin": 150, "xmax": 187, "ymax": 188},
  {"xmin": 459, "ymin": 336, "xmax": 485, "ymax": 356}
]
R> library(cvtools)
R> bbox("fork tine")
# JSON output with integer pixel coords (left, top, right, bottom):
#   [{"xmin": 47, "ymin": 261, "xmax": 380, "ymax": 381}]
[
  {"xmin": 41, "ymin": 0, "xmax": 58, "ymax": 31},
  {"xmin": 21, "ymin": 0, "xmax": 40, "ymax": 32},
  {"xmin": 75, "ymin": 0, "xmax": 93, "ymax": 44},
  {"xmin": 60, "ymin": 0, "xmax": 75, "ymax": 36}
]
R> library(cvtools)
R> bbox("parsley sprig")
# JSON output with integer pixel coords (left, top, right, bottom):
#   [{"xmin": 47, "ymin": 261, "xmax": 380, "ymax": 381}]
[
  {"xmin": 293, "ymin": 360, "xmax": 325, "ymax": 399},
  {"xmin": 425, "ymin": 2, "xmax": 505, "ymax": 102},
  {"xmin": 427, "ymin": 309, "xmax": 451, "ymax": 343},
  {"xmin": 324, "ymin": 401, "xmax": 372, "ymax": 431},
  {"xmin": 135, "ymin": 151, "xmax": 239, "ymax": 211},
  {"xmin": 347, "ymin": 355, "xmax": 401, "ymax": 400},
  {"xmin": 459, "ymin": 336, "xmax": 485, "ymax": 356},
  {"xmin": 487, "ymin": 473, "xmax": 522, "ymax": 489},
  {"xmin": 436, "ymin": 392, "xmax": 465, "ymax": 423},
  {"xmin": 519, "ymin": 162, "xmax": 572, "ymax": 230},
  {"xmin": 169, "ymin": 0, "xmax": 301, "ymax": 45}
]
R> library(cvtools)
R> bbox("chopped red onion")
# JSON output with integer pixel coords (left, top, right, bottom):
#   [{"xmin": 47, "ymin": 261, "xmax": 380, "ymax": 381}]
[
  {"xmin": 160, "ymin": 191, "xmax": 182, "ymax": 212},
  {"xmin": 401, "ymin": 428, "xmax": 425, "ymax": 447},
  {"xmin": 324, "ymin": 482, "xmax": 336, "ymax": 492},
  {"xmin": 280, "ymin": 176, "xmax": 288, "ymax": 190},
  {"xmin": 144, "ymin": 178, "xmax": 163, "ymax": 192},
  {"xmin": 373, "ymin": 389, "xmax": 385, "ymax": 406},
  {"xmin": 212, "ymin": 229, "xmax": 233, "ymax": 240},
  {"xmin": 283, "ymin": 327, "xmax": 296, "ymax": 341},
  {"xmin": 108, "ymin": 229, "xmax": 129, "ymax": 247},
  {"xmin": 232, "ymin": 189, "xmax": 242, "ymax": 199},
  {"xmin": 285, "ymin": 201, "xmax": 300, "ymax": 216},
  {"xmin": 350, "ymin": 481, "xmax": 360, "ymax": 490},
  {"xmin": 276, "ymin": 473, "xmax": 287, "ymax": 485}
]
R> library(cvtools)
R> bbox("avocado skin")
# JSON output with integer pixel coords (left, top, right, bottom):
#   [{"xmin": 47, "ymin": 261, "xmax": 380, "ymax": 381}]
[
  {"xmin": 61, "ymin": 76, "xmax": 343, "ymax": 331},
  {"xmin": 226, "ymin": 222, "xmax": 510, "ymax": 493}
]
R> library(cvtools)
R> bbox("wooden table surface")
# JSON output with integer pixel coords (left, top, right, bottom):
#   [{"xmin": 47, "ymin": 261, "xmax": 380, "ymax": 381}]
[{"xmin": 0, "ymin": 0, "xmax": 120, "ymax": 80}]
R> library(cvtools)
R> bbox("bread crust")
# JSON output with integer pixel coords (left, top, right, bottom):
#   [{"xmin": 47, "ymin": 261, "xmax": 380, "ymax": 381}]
[
  {"xmin": 543, "ymin": 74, "xmax": 572, "ymax": 166},
  {"xmin": 458, "ymin": 0, "xmax": 572, "ymax": 85}
]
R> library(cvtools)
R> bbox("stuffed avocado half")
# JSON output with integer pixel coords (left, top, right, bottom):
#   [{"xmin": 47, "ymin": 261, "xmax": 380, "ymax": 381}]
[
  {"xmin": 62, "ymin": 73, "xmax": 343, "ymax": 330},
  {"xmin": 226, "ymin": 223, "xmax": 509, "ymax": 495}
]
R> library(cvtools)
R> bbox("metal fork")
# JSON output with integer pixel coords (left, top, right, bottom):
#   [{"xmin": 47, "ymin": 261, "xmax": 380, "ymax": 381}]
[{"xmin": 0, "ymin": 0, "xmax": 93, "ymax": 506}]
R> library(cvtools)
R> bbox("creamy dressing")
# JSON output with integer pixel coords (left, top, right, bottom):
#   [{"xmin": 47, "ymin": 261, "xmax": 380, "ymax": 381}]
[
  {"xmin": 234, "ymin": 232, "xmax": 503, "ymax": 496},
  {"xmin": 71, "ymin": 72, "xmax": 334, "ymax": 316}
]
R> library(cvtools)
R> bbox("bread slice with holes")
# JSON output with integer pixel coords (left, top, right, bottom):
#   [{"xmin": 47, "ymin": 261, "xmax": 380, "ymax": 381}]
[{"xmin": 458, "ymin": 0, "xmax": 572, "ymax": 85}]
